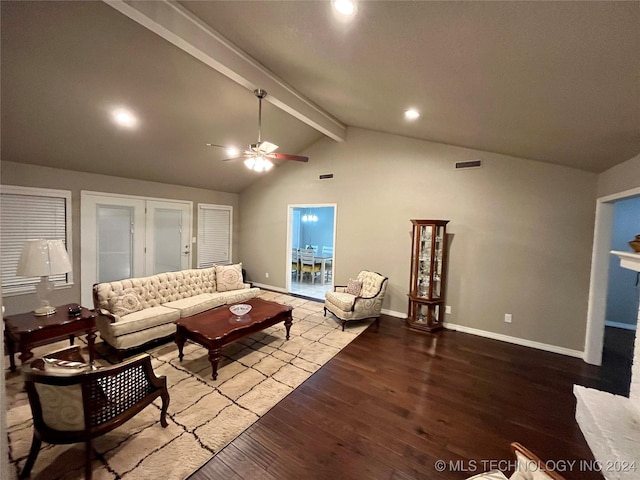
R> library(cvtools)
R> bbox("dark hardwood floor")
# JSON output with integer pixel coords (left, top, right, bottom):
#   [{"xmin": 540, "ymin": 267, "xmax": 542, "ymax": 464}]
[{"xmin": 189, "ymin": 317, "xmax": 634, "ymax": 480}]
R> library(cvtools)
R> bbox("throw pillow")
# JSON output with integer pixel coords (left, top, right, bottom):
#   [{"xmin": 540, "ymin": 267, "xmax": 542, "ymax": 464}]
[
  {"xmin": 346, "ymin": 278, "xmax": 362, "ymax": 296},
  {"xmin": 215, "ymin": 263, "xmax": 244, "ymax": 292},
  {"xmin": 109, "ymin": 290, "xmax": 142, "ymax": 316}
]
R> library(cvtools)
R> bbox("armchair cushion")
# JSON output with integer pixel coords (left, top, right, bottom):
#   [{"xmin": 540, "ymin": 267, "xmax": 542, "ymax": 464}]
[
  {"xmin": 357, "ymin": 270, "xmax": 386, "ymax": 297},
  {"xmin": 346, "ymin": 279, "xmax": 362, "ymax": 296},
  {"xmin": 326, "ymin": 291, "xmax": 357, "ymax": 312}
]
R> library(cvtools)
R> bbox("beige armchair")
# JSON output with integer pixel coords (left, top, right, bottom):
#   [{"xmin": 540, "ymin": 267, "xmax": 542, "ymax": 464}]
[
  {"xmin": 324, "ymin": 270, "xmax": 388, "ymax": 331},
  {"xmin": 20, "ymin": 346, "xmax": 169, "ymax": 479}
]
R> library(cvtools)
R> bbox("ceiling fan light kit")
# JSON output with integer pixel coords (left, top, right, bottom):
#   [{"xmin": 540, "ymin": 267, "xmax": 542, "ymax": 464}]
[{"xmin": 208, "ymin": 89, "xmax": 309, "ymax": 172}]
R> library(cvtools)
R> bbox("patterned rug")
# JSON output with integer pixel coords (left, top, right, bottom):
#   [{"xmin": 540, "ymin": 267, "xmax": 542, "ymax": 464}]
[{"xmin": 5, "ymin": 291, "xmax": 371, "ymax": 479}]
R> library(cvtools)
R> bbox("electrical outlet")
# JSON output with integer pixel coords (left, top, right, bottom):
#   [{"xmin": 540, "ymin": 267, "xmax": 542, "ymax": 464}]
[
  {"xmin": 265, "ymin": 272, "xmax": 269, "ymax": 278},
  {"xmin": 445, "ymin": 305, "xmax": 452, "ymax": 314},
  {"xmin": 504, "ymin": 313, "xmax": 512, "ymax": 323}
]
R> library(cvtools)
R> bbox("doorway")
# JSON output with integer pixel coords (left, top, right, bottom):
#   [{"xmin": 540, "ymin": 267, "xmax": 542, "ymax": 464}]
[
  {"xmin": 287, "ymin": 204, "xmax": 336, "ymax": 300},
  {"xmin": 585, "ymin": 187, "xmax": 640, "ymax": 365},
  {"xmin": 80, "ymin": 192, "xmax": 192, "ymax": 306}
]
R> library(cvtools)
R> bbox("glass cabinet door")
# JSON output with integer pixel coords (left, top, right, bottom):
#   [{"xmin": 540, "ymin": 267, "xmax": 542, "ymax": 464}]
[{"xmin": 417, "ymin": 224, "xmax": 433, "ymax": 298}]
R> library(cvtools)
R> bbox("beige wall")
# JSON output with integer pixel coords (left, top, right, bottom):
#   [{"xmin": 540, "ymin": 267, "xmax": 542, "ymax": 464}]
[
  {"xmin": 1, "ymin": 161, "xmax": 239, "ymax": 315},
  {"xmin": 597, "ymin": 153, "xmax": 640, "ymax": 198},
  {"xmin": 239, "ymin": 127, "xmax": 597, "ymax": 351}
]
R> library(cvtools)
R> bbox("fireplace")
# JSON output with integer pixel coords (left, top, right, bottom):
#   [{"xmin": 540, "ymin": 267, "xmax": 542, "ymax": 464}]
[{"xmin": 574, "ymin": 251, "xmax": 640, "ymax": 480}]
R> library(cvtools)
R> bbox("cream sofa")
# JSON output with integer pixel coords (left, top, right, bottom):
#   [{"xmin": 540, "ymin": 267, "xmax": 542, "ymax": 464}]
[{"xmin": 92, "ymin": 263, "xmax": 260, "ymax": 356}]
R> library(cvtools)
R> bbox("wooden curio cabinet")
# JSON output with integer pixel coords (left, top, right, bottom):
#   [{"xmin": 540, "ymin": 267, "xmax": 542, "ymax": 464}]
[{"xmin": 407, "ymin": 219, "xmax": 449, "ymax": 332}]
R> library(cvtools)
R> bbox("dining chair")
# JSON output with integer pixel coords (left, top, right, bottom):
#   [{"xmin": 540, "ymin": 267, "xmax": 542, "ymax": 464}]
[
  {"xmin": 299, "ymin": 249, "xmax": 322, "ymax": 283},
  {"xmin": 321, "ymin": 246, "xmax": 333, "ymax": 281},
  {"xmin": 291, "ymin": 248, "xmax": 300, "ymax": 280}
]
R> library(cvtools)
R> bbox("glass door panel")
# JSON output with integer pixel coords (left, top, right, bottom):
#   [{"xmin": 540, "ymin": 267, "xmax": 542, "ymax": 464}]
[
  {"xmin": 97, "ymin": 205, "xmax": 134, "ymax": 283},
  {"xmin": 146, "ymin": 201, "xmax": 191, "ymax": 274}
]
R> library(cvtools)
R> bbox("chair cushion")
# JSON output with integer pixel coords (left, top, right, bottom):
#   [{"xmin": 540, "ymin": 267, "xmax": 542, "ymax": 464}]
[
  {"xmin": 346, "ymin": 279, "xmax": 362, "ymax": 296},
  {"xmin": 35, "ymin": 384, "xmax": 85, "ymax": 431},
  {"xmin": 325, "ymin": 291, "xmax": 356, "ymax": 312},
  {"xmin": 357, "ymin": 271, "xmax": 386, "ymax": 297},
  {"xmin": 215, "ymin": 263, "xmax": 244, "ymax": 292},
  {"xmin": 465, "ymin": 471, "xmax": 509, "ymax": 480}
]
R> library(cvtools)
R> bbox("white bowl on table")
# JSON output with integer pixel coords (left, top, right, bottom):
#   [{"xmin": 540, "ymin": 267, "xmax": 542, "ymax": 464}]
[{"xmin": 229, "ymin": 304, "xmax": 252, "ymax": 317}]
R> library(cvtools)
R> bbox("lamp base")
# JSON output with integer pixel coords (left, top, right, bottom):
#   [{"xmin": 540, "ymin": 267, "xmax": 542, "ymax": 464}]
[{"xmin": 34, "ymin": 305, "xmax": 56, "ymax": 316}]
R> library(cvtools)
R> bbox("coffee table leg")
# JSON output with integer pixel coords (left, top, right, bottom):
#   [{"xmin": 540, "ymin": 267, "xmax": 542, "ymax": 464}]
[
  {"xmin": 208, "ymin": 348, "xmax": 221, "ymax": 380},
  {"xmin": 284, "ymin": 314, "xmax": 292, "ymax": 340},
  {"xmin": 175, "ymin": 333, "xmax": 186, "ymax": 362}
]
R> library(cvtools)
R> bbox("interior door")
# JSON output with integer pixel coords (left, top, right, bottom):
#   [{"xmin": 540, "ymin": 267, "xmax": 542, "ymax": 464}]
[
  {"xmin": 81, "ymin": 194, "xmax": 145, "ymax": 306},
  {"xmin": 81, "ymin": 192, "xmax": 192, "ymax": 307},
  {"xmin": 146, "ymin": 201, "xmax": 192, "ymax": 274}
]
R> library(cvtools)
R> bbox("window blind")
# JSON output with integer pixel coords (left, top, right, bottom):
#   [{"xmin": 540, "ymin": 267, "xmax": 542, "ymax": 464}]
[
  {"xmin": 1, "ymin": 188, "xmax": 72, "ymax": 292},
  {"xmin": 197, "ymin": 204, "xmax": 232, "ymax": 268}
]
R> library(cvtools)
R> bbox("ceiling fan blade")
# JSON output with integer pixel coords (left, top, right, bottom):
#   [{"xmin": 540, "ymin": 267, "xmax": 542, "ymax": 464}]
[
  {"xmin": 222, "ymin": 156, "xmax": 249, "ymax": 162},
  {"xmin": 206, "ymin": 143, "xmax": 228, "ymax": 148},
  {"xmin": 270, "ymin": 152, "xmax": 309, "ymax": 162}
]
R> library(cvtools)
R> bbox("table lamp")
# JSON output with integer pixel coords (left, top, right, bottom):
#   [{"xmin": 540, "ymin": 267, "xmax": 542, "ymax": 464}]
[{"xmin": 17, "ymin": 239, "xmax": 72, "ymax": 316}]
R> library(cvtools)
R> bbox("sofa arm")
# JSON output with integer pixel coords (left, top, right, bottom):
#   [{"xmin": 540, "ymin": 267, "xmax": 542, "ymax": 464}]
[{"xmin": 95, "ymin": 308, "xmax": 119, "ymax": 324}]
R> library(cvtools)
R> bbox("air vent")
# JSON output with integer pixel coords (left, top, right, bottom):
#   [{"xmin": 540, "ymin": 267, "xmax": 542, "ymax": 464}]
[
  {"xmin": 455, "ymin": 159, "xmax": 482, "ymax": 169},
  {"xmin": 319, "ymin": 174, "xmax": 334, "ymax": 180}
]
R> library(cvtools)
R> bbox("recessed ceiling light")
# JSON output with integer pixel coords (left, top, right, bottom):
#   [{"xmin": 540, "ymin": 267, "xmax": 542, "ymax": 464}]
[
  {"xmin": 111, "ymin": 108, "xmax": 138, "ymax": 129},
  {"xmin": 333, "ymin": 0, "xmax": 357, "ymax": 17},
  {"xmin": 404, "ymin": 109, "xmax": 420, "ymax": 121}
]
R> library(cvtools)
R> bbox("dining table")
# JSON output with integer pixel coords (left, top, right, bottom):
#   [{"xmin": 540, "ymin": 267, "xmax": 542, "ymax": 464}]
[{"xmin": 313, "ymin": 255, "xmax": 333, "ymax": 285}]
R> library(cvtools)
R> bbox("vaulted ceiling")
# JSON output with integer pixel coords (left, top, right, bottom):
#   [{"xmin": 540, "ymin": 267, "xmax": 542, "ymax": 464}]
[{"xmin": 2, "ymin": 1, "xmax": 638, "ymax": 193}]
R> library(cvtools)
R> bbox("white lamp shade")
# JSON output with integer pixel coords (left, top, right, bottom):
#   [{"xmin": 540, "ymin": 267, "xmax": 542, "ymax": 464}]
[{"xmin": 17, "ymin": 239, "xmax": 72, "ymax": 277}]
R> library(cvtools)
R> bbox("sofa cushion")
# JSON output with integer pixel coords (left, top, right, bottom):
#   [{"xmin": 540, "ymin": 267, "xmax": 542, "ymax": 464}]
[
  {"xmin": 109, "ymin": 306, "xmax": 180, "ymax": 337},
  {"xmin": 215, "ymin": 263, "xmax": 244, "ymax": 292},
  {"xmin": 223, "ymin": 287, "xmax": 261, "ymax": 305},
  {"xmin": 108, "ymin": 289, "xmax": 143, "ymax": 316},
  {"xmin": 164, "ymin": 293, "xmax": 226, "ymax": 318},
  {"xmin": 325, "ymin": 291, "xmax": 356, "ymax": 312}
]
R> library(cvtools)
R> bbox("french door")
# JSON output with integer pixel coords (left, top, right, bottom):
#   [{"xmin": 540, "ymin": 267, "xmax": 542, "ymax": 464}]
[{"xmin": 81, "ymin": 192, "xmax": 192, "ymax": 306}]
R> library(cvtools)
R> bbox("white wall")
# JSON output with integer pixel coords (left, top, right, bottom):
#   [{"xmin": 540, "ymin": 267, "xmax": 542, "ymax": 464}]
[{"xmin": 239, "ymin": 127, "xmax": 597, "ymax": 351}]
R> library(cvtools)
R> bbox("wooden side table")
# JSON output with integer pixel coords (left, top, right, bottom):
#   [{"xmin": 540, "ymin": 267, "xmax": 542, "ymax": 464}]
[{"xmin": 3, "ymin": 304, "xmax": 96, "ymax": 372}]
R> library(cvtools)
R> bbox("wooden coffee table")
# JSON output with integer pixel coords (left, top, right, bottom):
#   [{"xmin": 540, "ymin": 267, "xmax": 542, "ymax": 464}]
[
  {"xmin": 3, "ymin": 304, "xmax": 96, "ymax": 372},
  {"xmin": 174, "ymin": 297, "xmax": 293, "ymax": 380}
]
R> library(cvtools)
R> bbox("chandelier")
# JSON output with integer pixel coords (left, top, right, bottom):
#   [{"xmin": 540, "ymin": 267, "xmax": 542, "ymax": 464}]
[{"xmin": 244, "ymin": 156, "xmax": 273, "ymax": 172}]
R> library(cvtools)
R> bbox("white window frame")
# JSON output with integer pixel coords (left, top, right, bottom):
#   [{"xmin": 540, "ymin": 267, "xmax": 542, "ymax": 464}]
[
  {"xmin": 197, "ymin": 204, "xmax": 233, "ymax": 267},
  {"xmin": 1, "ymin": 185, "xmax": 73, "ymax": 296}
]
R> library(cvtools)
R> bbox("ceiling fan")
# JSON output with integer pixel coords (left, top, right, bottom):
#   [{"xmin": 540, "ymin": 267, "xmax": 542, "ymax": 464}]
[{"xmin": 207, "ymin": 89, "xmax": 309, "ymax": 172}]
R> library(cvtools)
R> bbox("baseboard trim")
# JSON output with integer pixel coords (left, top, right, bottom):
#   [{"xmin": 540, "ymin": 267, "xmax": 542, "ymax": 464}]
[
  {"xmin": 604, "ymin": 321, "xmax": 637, "ymax": 331},
  {"xmin": 381, "ymin": 308, "xmax": 406, "ymax": 319},
  {"xmin": 252, "ymin": 282, "xmax": 288, "ymax": 293},
  {"xmin": 443, "ymin": 322, "xmax": 584, "ymax": 359}
]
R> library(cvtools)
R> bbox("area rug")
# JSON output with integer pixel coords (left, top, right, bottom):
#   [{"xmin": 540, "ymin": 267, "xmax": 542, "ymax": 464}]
[{"xmin": 5, "ymin": 291, "xmax": 371, "ymax": 480}]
